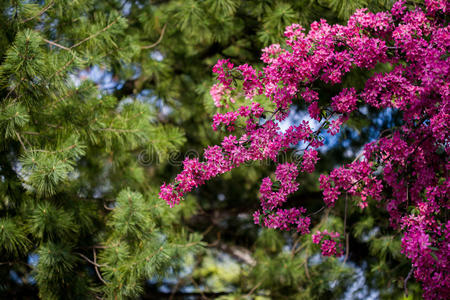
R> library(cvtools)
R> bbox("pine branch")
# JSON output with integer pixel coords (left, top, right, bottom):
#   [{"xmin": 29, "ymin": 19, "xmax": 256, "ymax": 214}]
[
  {"xmin": 43, "ymin": 38, "xmax": 71, "ymax": 51},
  {"xmin": 22, "ymin": 131, "xmax": 40, "ymax": 135},
  {"xmin": 93, "ymin": 249, "xmax": 108, "ymax": 285},
  {"xmin": 246, "ymin": 280, "xmax": 262, "ymax": 297},
  {"xmin": 43, "ymin": 17, "xmax": 120, "ymax": 51},
  {"xmin": 188, "ymin": 276, "xmax": 208, "ymax": 300},
  {"xmin": 0, "ymin": 261, "xmax": 32, "ymax": 268},
  {"xmin": 21, "ymin": 0, "xmax": 55, "ymax": 23},
  {"xmin": 141, "ymin": 24, "xmax": 167, "ymax": 49},
  {"xmin": 95, "ymin": 127, "xmax": 139, "ymax": 133},
  {"xmin": 31, "ymin": 144, "xmax": 77, "ymax": 153},
  {"xmin": 169, "ymin": 277, "xmax": 182, "ymax": 300},
  {"xmin": 70, "ymin": 17, "xmax": 120, "ymax": 49},
  {"xmin": 103, "ymin": 203, "xmax": 115, "ymax": 211},
  {"xmin": 49, "ymin": 52, "xmax": 77, "ymax": 80},
  {"xmin": 15, "ymin": 132, "xmax": 27, "ymax": 150},
  {"xmin": 76, "ymin": 252, "xmax": 107, "ymax": 268}
]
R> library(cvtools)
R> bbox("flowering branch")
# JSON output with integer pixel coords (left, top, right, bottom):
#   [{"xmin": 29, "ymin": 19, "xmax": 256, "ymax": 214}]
[{"xmin": 160, "ymin": 1, "xmax": 450, "ymax": 298}]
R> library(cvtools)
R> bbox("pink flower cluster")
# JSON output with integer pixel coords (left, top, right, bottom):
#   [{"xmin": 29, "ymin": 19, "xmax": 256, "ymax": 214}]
[
  {"xmin": 161, "ymin": 2, "xmax": 449, "ymax": 297},
  {"xmin": 210, "ymin": 83, "xmax": 234, "ymax": 108},
  {"xmin": 251, "ymin": 163, "xmax": 311, "ymax": 234},
  {"xmin": 301, "ymin": 149, "xmax": 319, "ymax": 173},
  {"xmin": 312, "ymin": 230, "xmax": 343, "ymax": 257},
  {"xmin": 319, "ymin": 160, "xmax": 383, "ymax": 209},
  {"xmin": 212, "ymin": 59, "xmax": 234, "ymax": 87},
  {"xmin": 211, "ymin": 102, "xmax": 264, "ymax": 131},
  {"xmin": 237, "ymin": 64, "xmax": 263, "ymax": 100},
  {"xmin": 331, "ymin": 88, "xmax": 358, "ymax": 113},
  {"xmin": 210, "ymin": 59, "xmax": 236, "ymax": 108}
]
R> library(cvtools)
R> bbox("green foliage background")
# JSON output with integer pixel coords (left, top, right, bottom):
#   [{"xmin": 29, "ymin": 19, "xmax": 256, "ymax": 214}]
[{"xmin": 0, "ymin": 0, "xmax": 423, "ymax": 299}]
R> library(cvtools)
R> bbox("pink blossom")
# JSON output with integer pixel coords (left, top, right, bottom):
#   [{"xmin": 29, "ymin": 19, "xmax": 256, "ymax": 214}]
[
  {"xmin": 312, "ymin": 230, "xmax": 343, "ymax": 257},
  {"xmin": 301, "ymin": 149, "xmax": 319, "ymax": 173},
  {"xmin": 161, "ymin": 2, "xmax": 450, "ymax": 297}
]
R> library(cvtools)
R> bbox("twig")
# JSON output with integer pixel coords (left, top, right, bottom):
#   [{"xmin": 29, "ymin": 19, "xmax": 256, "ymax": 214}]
[
  {"xmin": 190, "ymin": 276, "xmax": 209, "ymax": 300},
  {"xmin": 16, "ymin": 132, "xmax": 27, "ymax": 151},
  {"xmin": 343, "ymin": 194, "xmax": 348, "ymax": 237},
  {"xmin": 404, "ymin": 267, "xmax": 414, "ymax": 297},
  {"xmin": 201, "ymin": 225, "xmax": 214, "ymax": 237},
  {"xmin": 31, "ymin": 144, "xmax": 76, "ymax": 154},
  {"xmin": 301, "ymin": 112, "xmax": 336, "ymax": 153},
  {"xmin": 0, "ymin": 261, "xmax": 33, "ymax": 268},
  {"xmin": 216, "ymin": 242, "xmax": 256, "ymax": 266},
  {"xmin": 352, "ymin": 150, "xmax": 364, "ymax": 163},
  {"xmin": 294, "ymin": 241, "xmax": 308, "ymax": 254},
  {"xmin": 5, "ymin": 83, "xmax": 19, "ymax": 99},
  {"xmin": 49, "ymin": 52, "xmax": 77, "ymax": 80},
  {"xmin": 22, "ymin": 131, "xmax": 40, "ymax": 135},
  {"xmin": 43, "ymin": 39, "xmax": 71, "ymax": 51},
  {"xmin": 291, "ymin": 234, "xmax": 299, "ymax": 257},
  {"xmin": 304, "ymin": 252, "xmax": 311, "ymax": 281},
  {"xmin": 21, "ymin": 0, "xmax": 54, "ymax": 23},
  {"xmin": 76, "ymin": 252, "xmax": 106, "ymax": 268},
  {"xmin": 141, "ymin": 24, "xmax": 167, "ymax": 49},
  {"xmin": 307, "ymin": 206, "xmax": 325, "ymax": 217},
  {"xmin": 91, "ymin": 245, "xmax": 109, "ymax": 249},
  {"xmin": 246, "ymin": 280, "xmax": 262, "ymax": 297},
  {"xmin": 94, "ymin": 127, "xmax": 139, "ymax": 133},
  {"xmin": 169, "ymin": 277, "xmax": 183, "ymax": 300},
  {"xmin": 103, "ymin": 203, "xmax": 115, "ymax": 211},
  {"xmin": 71, "ymin": 18, "xmax": 119, "ymax": 49},
  {"xmin": 43, "ymin": 17, "xmax": 119, "ymax": 52},
  {"xmin": 22, "ymin": 134, "xmax": 32, "ymax": 148},
  {"xmin": 343, "ymin": 233, "xmax": 350, "ymax": 264},
  {"xmin": 342, "ymin": 193, "xmax": 350, "ymax": 263},
  {"xmin": 93, "ymin": 249, "xmax": 108, "ymax": 285}
]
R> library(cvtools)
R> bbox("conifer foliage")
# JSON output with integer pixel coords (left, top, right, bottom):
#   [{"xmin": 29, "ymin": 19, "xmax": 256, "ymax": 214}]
[{"xmin": 0, "ymin": 1, "xmax": 199, "ymax": 299}]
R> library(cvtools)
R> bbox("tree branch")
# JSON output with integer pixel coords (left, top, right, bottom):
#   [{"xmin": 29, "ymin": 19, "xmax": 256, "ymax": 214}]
[
  {"xmin": 76, "ymin": 252, "xmax": 106, "ymax": 268},
  {"xmin": 49, "ymin": 52, "xmax": 77, "ymax": 79},
  {"xmin": 103, "ymin": 202, "xmax": 115, "ymax": 211},
  {"xmin": 214, "ymin": 242, "xmax": 256, "ymax": 266},
  {"xmin": 404, "ymin": 267, "xmax": 414, "ymax": 297},
  {"xmin": 71, "ymin": 17, "xmax": 120, "ymax": 49},
  {"xmin": 15, "ymin": 132, "xmax": 27, "ymax": 151},
  {"xmin": 246, "ymin": 280, "xmax": 262, "ymax": 297},
  {"xmin": 343, "ymin": 194, "xmax": 350, "ymax": 264},
  {"xmin": 43, "ymin": 17, "xmax": 120, "ymax": 51},
  {"xmin": 304, "ymin": 252, "xmax": 311, "ymax": 281},
  {"xmin": 141, "ymin": 24, "xmax": 167, "ymax": 49},
  {"xmin": 343, "ymin": 233, "xmax": 350, "ymax": 264},
  {"xmin": 93, "ymin": 249, "xmax": 108, "ymax": 285},
  {"xmin": 43, "ymin": 39, "xmax": 71, "ymax": 51},
  {"xmin": 21, "ymin": 0, "xmax": 54, "ymax": 23}
]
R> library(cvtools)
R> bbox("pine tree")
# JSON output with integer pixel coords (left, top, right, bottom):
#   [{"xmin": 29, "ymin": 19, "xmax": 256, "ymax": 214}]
[{"xmin": 0, "ymin": 1, "xmax": 202, "ymax": 299}]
